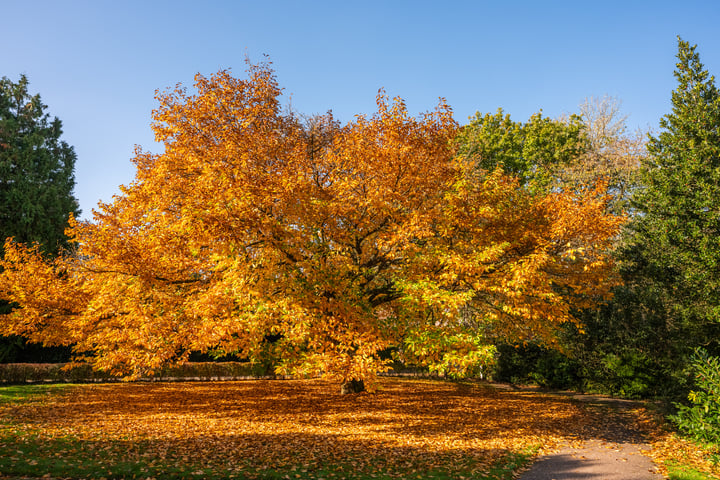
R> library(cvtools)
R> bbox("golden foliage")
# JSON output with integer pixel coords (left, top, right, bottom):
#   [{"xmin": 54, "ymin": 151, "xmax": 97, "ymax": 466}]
[{"xmin": 0, "ymin": 61, "xmax": 624, "ymax": 385}]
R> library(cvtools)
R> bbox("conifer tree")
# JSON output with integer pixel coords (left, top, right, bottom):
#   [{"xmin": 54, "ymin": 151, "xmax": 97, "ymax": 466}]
[
  {"xmin": 0, "ymin": 75, "xmax": 80, "ymax": 362},
  {"xmin": 0, "ymin": 75, "xmax": 80, "ymax": 256},
  {"xmin": 625, "ymin": 37, "xmax": 720, "ymax": 359}
]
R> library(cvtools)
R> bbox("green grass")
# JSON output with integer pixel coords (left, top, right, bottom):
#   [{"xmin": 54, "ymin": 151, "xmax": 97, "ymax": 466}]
[
  {"xmin": 0, "ymin": 383, "xmax": 67, "ymax": 402},
  {"xmin": 667, "ymin": 464, "xmax": 718, "ymax": 480}
]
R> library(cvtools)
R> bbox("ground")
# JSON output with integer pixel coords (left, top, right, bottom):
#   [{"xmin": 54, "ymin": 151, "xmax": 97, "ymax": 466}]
[
  {"xmin": 515, "ymin": 389, "xmax": 664, "ymax": 479},
  {"xmin": 0, "ymin": 379, "xmax": 717, "ymax": 479}
]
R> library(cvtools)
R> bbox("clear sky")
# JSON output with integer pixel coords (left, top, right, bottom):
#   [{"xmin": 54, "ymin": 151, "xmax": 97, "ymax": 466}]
[{"xmin": 3, "ymin": 0, "xmax": 720, "ymax": 219}]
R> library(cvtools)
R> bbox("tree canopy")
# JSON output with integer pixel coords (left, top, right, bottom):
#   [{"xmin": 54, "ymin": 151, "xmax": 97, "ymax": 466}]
[
  {"xmin": 455, "ymin": 109, "xmax": 587, "ymax": 190},
  {"xmin": 0, "ymin": 62, "xmax": 623, "ymax": 391},
  {"xmin": 456, "ymin": 101, "xmax": 644, "ymax": 208},
  {"xmin": 623, "ymin": 37, "xmax": 720, "ymax": 353},
  {"xmin": 0, "ymin": 75, "xmax": 80, "ymax": 256}
]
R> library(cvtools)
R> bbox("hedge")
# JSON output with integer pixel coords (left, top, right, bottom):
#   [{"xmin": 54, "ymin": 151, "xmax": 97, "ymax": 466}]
[{"xmin": 0, "ymin": 362, "xmax": 264, "ymax": 384}]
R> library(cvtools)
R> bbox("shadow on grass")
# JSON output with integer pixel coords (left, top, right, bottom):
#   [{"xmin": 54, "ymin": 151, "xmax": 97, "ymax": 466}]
[
  {"xmin": 0, "ymin": 379, "xmax": 653, "ymax": 479},
  {"xmin": 0, "ymin": 430, "xmax": 533, "ymax": 479}
]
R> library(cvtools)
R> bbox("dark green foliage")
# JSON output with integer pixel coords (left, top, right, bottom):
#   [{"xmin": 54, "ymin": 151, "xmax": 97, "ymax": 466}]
[
  {"xmin": 0, "ymin": 74, "xmax": 80, "ymax": 255},
  {"xmin": 494, "ymin": 343, "xmax": 582, "ymax": 390},
  {"xmin": 494, "ymin": 288, "xmax": 684, "ymax": 399},
  {"xmin": 493, "ymin": 329, "xmax": 673, "ymax": 399},
  {"xmin": 568, "ymin": 290, "xmax": 690, "ymax": 400},
  {"xmin": 580, "ymin": 349, "xmax": 662, "ymax": 399},
  {"xmin": 671, "ymin": 349, "xmax": 720, "ymax": 452},
  {"xmin": 0, "ymin": 335, "xmax": 71, "ymax": 363},
  {"xmin": 1, "ymin": 75, "xmax": 81, "ymax": 361},
  {"xmin": 625, "ymin": 38, "xmax": 720, "ymax": 350}
]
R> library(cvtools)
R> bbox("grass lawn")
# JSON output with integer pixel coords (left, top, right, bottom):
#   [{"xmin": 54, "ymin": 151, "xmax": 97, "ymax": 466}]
[{"xmin": 0, "ymin": 378, "xmax": 716, "ymax": 479}]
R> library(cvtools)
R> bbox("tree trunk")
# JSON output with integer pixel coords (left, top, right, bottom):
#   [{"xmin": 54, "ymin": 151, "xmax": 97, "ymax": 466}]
[{"xmin": 340, "ymin": 379, "xmax": 365, "ymax": 394}]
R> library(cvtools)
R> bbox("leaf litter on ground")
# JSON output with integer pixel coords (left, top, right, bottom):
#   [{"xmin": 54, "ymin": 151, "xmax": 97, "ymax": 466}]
[{"xmin": 0, "ymin": 378, "xmax": 715, "ymax": 479}]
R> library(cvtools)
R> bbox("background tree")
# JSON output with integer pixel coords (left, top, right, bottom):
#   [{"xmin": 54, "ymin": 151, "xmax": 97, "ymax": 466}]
[
  {"xmin": 0, "ymin": 63, "xmax": 622, "ymax": 392},
  {"xmin": 456, "ymin": 99, "xmax": 645, "ymax": 207},
  {"xmin": 457, "ymin": 101, "xmax": 647, "ymax": 393},
  {"xmin": 557, "ymin": 95, "xmax": 645, "ymax": 212},
  {"xmin": 534, "ymin": 98, "xmax": 649, "ymax": 396},
  {"xmin": 0, "ymin": 75, "xmax": 80, "ymax": 255},
  {"xmin": 618, "ymin": 37, "xmax": 720, "ymax": 380},
  {"xmin": 0, "ymin": 75, "xmax": 80, "ymax": 362},
  {"xmin": 454, "ymin": 109, "xmax": 587, "ymax": 190}
]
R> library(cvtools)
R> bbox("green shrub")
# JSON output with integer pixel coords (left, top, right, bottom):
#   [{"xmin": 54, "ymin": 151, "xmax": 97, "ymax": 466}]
[
  {"xmin": 671, "ymin": 349, "xmax": 720, "ymax": 448},
  {"xmin": 493, "ymin": 343, "xmax": 582, "ymax": 390},
  {"xmin": 581, "ymin": 350, "xmax": 659, "ymax": 399},
  {"xmin": 0, "ymin": 362, "xmax": 258, "ymax": 384}
]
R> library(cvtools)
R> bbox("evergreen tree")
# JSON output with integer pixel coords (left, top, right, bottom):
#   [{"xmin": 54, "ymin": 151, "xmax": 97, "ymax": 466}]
[
  {"xmin": 0, "ymin": 75, "xmax": 80, "ymax": 256},
  {"xmin": 627, "ymin": 38, "xmax": 720, "ymax": 348},
  {"xmin": 0, "ymin": 75, "xmax": 79, "ymax": 362}
]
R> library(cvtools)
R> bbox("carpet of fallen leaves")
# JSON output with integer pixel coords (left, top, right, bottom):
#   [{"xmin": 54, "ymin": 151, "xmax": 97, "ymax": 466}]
[
  {"xmin": 0, "ymin": 378, "xmax": 715, "ymax": 479},
  {"xmin": 646, "ymin": 419, "xmax": 720, "ymax": 478},
  {"xmin": 0, "ymin": 379, "xmax": 594, "ymax": 478}
]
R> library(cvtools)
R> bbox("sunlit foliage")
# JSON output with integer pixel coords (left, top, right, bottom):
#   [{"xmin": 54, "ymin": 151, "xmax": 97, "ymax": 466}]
[{"xmin": 0, "ymin": 61, "xmax": 623, "ymax": 389}]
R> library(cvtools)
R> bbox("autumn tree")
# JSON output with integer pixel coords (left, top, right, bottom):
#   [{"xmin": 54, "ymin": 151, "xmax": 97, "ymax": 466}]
[{"xmin": 0, "ymin": 62, "xmax": 623, "ymax": 393}]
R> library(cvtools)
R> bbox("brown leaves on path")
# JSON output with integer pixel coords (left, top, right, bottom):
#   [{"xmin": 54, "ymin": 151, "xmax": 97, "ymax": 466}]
[{"xmin": 0, "ymin": 379, "xmax": 654, "ymax": 478}]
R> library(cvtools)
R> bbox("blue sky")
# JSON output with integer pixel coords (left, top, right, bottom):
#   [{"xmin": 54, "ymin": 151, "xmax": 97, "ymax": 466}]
[{"xmin": 3, "ymin": 0, "xmax": 720, "ymax": 219}]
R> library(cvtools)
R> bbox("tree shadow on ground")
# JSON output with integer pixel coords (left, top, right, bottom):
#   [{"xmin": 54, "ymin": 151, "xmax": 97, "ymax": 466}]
[{"xmin": 1, "ymin": 379, "xmax": 659, "ymax": 478}]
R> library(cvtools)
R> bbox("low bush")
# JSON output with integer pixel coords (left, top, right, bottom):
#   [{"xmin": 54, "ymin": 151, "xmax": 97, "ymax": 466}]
[
  {"xmin": 671, "ymin": 349, "xmax": 720, "ymax": 452},
  {"xmin": 0, "ymin": 361, "xmax": 260, "ymax": 384},
  {"xmin": 581, "ymin": 350, "xmax": 660, "ymax": 399}
]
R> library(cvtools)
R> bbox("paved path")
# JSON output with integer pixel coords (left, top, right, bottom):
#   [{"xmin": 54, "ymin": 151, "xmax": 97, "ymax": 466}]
[
  {"xmin": 508, "ymin": 387, "xmax": 665, "ymax": 479},
  {"xmin": 519, "ymin": 439, "xmax": 663, "ymax": 479}
]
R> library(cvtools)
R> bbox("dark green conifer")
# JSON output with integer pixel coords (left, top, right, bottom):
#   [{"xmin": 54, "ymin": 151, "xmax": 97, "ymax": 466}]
[
  {"xmin": 0, "ymin": 75, "xmax": 80, "ymax": 257},
  {"xmin": 627, "ymin": 37, "xmax": 720, "ymax": 344},
  {"xmin": 0, "ymin": 75, "xmax": 80, "ymax": 362}
]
